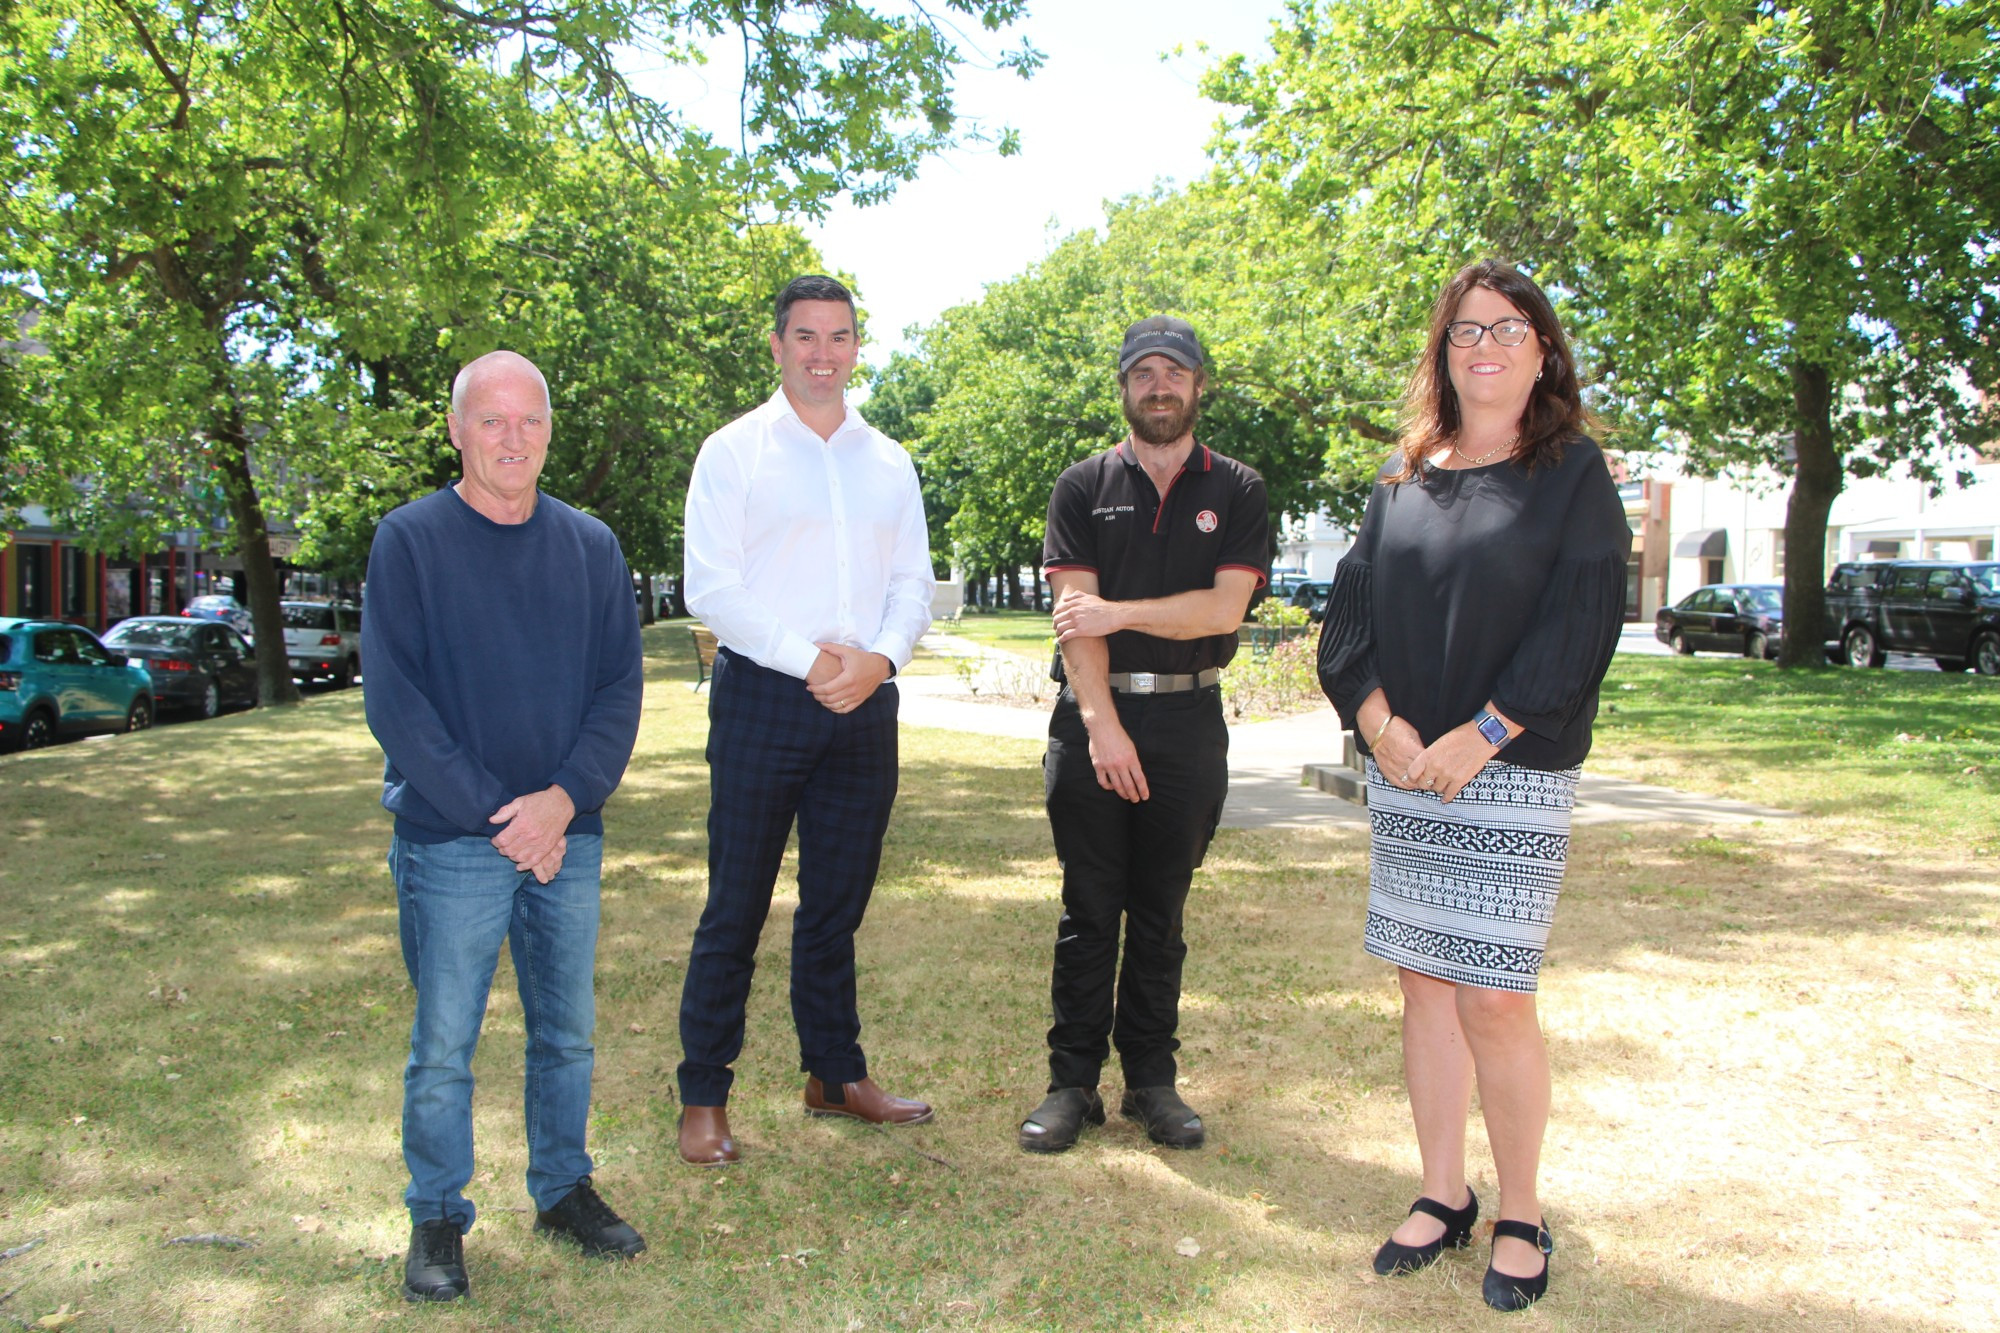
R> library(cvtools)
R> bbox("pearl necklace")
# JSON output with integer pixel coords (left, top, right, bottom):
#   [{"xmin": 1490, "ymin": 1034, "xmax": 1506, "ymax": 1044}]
[{"xmin": 1452, "ymin": 434, "xmax": 1518, "ymax": 467}]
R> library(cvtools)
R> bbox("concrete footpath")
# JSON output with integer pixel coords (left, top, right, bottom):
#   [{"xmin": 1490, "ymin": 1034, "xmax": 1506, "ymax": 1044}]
[{"xmin": 900, "ymin": 631, "xmax": 1795, "ymax": 831}]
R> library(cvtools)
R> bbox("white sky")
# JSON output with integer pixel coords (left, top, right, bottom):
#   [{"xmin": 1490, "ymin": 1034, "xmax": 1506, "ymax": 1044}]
[{"xmin": 650, "ymin": 3, "xmax": 1291, "ymax": 364}]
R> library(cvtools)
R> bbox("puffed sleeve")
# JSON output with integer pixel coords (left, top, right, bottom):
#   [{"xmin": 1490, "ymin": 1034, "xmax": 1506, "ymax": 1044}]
[
  {"xmin": 1315, "ymin": 484, "xmax": 1385, "ymax": 730},
  {"xmin": 1490, "ymin": 451, "xmax": 1633, "ymax": 740}
]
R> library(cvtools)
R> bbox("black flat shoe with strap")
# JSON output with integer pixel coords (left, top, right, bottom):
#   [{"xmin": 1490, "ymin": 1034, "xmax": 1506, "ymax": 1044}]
[
  {"xmin": 1482, "ymin": 1218, "xmax": 1554, "ymax": 1311},
  {"xmin": 1370, "ymin": 1187, "xmax": 1479, "ymax": 1276}
]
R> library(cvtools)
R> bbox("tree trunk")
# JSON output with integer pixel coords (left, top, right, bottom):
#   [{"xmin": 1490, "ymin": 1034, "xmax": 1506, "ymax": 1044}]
[
  {"xmin": 208, "ymin": 403, "xmax": 304, "ymax": 706},
  {"xmin": 639, "ymin": 573, "xmax": 656, "ymax": 625},
  {"xmin": 1004, "ymin": 567, "xmax": 1023, "ymax": 610},
  {"xmin": 1778, "ymin": 360, "xmax": 1842, "ymax": 669}
]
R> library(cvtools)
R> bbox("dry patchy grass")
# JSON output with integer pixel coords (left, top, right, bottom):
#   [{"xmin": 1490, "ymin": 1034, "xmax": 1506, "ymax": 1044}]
[{"xmin": 0, "ymin": 631, "xmax": 1994, "ymax": 1330}]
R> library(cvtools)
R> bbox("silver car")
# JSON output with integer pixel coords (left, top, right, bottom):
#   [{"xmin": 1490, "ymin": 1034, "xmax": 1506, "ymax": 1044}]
[{"xmin": 280, "ymin": 600, "xmax": 362, "ymax": 687}]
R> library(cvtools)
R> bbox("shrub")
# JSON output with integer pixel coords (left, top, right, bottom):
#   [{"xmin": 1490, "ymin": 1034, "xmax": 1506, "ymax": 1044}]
[{"xmin": 1221, "ymin": 632, "xmax": 1323, "ymax": 720}]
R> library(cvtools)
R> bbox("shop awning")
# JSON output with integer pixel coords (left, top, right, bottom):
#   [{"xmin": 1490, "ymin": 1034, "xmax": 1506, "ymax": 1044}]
[{"xmin": 1673, "ymin": 528, "xmax": 1727, "ymax": 558}]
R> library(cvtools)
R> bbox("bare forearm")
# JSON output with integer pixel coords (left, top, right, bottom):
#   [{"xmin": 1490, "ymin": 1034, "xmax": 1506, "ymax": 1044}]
[
  {"xmin": 1060, "ymin": 633, "xmax": 1120, "ymax": 730},
  {"xmin": 1355, "ymin": 688, "xmax": 1393, "ymax": 742},
  {"xmin": 1107, "ymin": 586, "xmax": 1250, "ymax": 639}
]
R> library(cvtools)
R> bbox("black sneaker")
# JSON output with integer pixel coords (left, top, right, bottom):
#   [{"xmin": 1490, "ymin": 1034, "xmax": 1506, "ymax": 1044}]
[
  {"xmin": 534, "ymin": 1176, "xmax": 646, "ymax": 1258},
  {"xmin": 1120, "ymin": 1086, "xmax": 1205, "ymax": 1149},
  {"xmin": 402, "ymin": 1217, "xmax": 469, "ymax": 1302}
]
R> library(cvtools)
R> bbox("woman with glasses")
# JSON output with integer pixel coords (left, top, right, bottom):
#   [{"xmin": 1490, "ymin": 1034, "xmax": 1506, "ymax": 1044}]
[{"xmin": 1316, "ymin": 259, "xmax": 1631, "ymax": 1312}]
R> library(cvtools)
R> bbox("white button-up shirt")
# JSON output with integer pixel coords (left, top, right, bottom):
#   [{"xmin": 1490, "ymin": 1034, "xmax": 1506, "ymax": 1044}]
[{"xmin": 684, "ymin": 389, "xmax": 935, "ymax": 679}]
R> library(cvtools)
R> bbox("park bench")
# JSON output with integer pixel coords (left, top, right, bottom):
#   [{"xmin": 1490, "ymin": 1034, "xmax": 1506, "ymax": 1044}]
[
  {"xmin": 690, "ymin": 624, "xmax": 719, "ymax": 690},
  {"xmin": 1238, "ymin": 621, "xmax": 1313, "ymax": 658}
]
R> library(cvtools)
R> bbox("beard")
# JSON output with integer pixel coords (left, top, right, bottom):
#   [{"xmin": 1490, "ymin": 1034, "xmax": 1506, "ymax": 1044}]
[{"xmin": 1122, "ymin": 385, "xmax": 1201, "ymax": 445}]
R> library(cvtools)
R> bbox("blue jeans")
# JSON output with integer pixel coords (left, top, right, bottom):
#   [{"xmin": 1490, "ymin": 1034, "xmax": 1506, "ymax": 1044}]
[{"xmin": 391, "ymin": 833, "xmax": 602, "ymax": 1229}]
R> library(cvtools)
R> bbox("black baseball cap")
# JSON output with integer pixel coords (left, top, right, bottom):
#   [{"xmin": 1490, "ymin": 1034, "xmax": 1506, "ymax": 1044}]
[{"xmin": 1118, "ymin": 316, "xmax": 1206, "ymax": 373}]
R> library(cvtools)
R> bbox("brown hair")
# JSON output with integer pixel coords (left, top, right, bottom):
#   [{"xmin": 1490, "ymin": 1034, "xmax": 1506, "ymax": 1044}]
[{"xmin": 1388, "ymin": 259, "xmax": 1595, "ymax": 483}]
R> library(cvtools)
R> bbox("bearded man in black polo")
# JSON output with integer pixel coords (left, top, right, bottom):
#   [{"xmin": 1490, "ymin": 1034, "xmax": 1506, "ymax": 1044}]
[{"xmin": 1018, "ymin": 316, "xmax": 1270, "ymax": 1154}]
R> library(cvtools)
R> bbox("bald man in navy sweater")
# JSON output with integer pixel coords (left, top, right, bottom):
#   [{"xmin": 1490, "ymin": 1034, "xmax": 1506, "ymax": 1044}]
[{"xmin": 364, "ymin": 351, "xmax": 646, "ymax": 1303}]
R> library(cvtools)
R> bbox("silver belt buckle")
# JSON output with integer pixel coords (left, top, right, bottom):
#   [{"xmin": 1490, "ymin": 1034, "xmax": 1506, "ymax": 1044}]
[{"xmin": 1127, "ymin": 672, "xmax": 1157, "ymax": 694}]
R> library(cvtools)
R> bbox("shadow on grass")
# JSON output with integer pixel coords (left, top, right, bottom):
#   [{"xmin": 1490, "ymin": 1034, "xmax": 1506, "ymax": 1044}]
[{"xmin": 0, "ymin": 630, "xmax": 1992, "ymax": 1328}]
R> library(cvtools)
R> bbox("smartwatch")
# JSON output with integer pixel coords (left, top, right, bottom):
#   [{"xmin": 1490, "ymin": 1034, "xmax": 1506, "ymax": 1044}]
[{"xmin": 1473, "ymin": 709, "xmax": 1512, "ymax": 749}]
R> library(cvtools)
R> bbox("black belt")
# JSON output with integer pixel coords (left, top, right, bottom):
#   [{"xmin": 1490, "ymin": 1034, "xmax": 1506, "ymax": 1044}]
[{"xmin": 1106, "ymin": 669, "xmax": 1220, "ymax": 695}]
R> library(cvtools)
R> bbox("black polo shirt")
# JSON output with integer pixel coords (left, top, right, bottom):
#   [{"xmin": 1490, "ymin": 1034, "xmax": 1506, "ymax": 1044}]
[{"xmin": 1044, "ymin": 440, "xmax": 1270, "ymax": 675}]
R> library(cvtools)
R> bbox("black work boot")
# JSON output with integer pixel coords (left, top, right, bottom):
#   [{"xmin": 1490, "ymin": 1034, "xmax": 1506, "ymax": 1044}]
[
  {"xmin": 1017, "ymin": 1087, "xmax": 1106, "ymax": 1154},
  {"xmin": 1120, "ymin": 1085, "xmax": 1205, "ymax": 1149},
  {"xmin": 402, "ymin": 1217, "xmax": 469, "ymax": 1302},
  {"xmin": 534, "ymin": 1176, "xmax": 647, "ymax": 1257}
]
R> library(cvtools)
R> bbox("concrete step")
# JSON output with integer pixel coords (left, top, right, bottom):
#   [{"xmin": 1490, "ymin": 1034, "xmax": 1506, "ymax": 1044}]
[{"xmin": 1305, "ymin": 763, "xmax": 1367, "ymax": 805}]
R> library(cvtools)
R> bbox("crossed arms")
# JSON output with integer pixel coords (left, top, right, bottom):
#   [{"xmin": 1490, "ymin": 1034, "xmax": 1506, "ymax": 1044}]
[{"xmin": 1049, "ymin": 569, "xmax": 1260, "ymax": 803}]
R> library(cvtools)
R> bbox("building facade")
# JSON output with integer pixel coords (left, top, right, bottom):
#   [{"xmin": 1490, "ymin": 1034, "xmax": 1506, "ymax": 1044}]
[
  {"xmin": 1645, "ymin": 458, "xmax": 1999, "ymax": 613},
  {"xmin": 1274, "ymin": 454, "xmax": 1997, "ymax": 625}
]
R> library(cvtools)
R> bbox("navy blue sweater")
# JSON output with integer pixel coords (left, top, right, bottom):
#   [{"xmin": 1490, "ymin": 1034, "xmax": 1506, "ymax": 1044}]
[{"xmin": 362, "ymin": 487, "xmax": 644, "ymax": 843}]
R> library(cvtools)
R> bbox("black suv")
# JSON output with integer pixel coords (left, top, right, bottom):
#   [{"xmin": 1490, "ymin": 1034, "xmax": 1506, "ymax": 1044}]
[
  {"xmin": 1655, "ymin": 582, "xmax": 1784, "ymax": 659},
  {"xmin": 1824, "ymin": 560, "xmax": 2000, "ymax": 675}
]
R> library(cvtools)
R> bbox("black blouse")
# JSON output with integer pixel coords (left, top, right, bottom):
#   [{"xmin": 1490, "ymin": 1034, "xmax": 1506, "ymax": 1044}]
[{"xmin": 1316, "ymin": 436, "xmax": 1632, "ymax": 772}]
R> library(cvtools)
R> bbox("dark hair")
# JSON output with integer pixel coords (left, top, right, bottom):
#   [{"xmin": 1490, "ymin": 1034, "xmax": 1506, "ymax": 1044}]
[
  {"xmin": 1389, "ymin": 259, "xmax": 1594, "ymax": 483},
  {"xmin": 774, "ymin": 274, "xmax": 857, "ymax": 337}
]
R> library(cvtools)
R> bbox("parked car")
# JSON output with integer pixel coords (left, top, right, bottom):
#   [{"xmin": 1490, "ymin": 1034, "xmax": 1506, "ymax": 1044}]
[
  {"xmin": 280, "ymin": 600, "xmax": 363, "ymax": 686},
  {"xmin": 1655, "ymin": 582, "xmax": 1785, "ymax": 659},
  {"xmin": 1824, "ymin": 560, "xmax": 2000, "ymax": 674},
  {"xmin": 1290, "ymin": 580, "xmax": 1336, "ymax": 622},
  {"xmin": 102, "ymin": 616, "xmax": 259, "ymax": 718},
  {"xmin": 0, "ymin": 617, "xmax": 154, "ymax": 752},
  {"xmin": 183, "ymin": 594, "xmax": 255, "ymax": 638}
]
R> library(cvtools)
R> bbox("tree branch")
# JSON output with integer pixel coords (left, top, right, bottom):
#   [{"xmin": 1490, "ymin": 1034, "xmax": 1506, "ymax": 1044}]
[
  {"xmin": 1426, "ymin": 24, "xmax": 1500, "ymax": 51},
  {"xmin": 106, "ymin": 0, "xmax": 193, "ymax": 130}
]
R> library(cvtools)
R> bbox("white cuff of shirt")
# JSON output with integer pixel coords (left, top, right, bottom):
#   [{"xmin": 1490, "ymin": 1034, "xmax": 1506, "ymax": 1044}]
[
  {"xmin": 868, "ymin": 634, "xmax": 915, "ymax": 675},
  {"xmin": 774, "ymin": 635, "xmax": 824, "ymax": 681}
]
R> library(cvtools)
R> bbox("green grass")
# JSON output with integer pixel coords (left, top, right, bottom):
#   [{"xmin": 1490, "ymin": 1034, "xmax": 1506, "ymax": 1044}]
[
  {"xmin": 0, "ymin": 630, "xmax": 1996, "ymax": 1330},
  {"xmin": 934, "ymin": 609, "xmax": 1056, "ymax": 659},
  {"xmin": 1590, "ymin": 656, "xmax": 2000, "ymax": 849}
]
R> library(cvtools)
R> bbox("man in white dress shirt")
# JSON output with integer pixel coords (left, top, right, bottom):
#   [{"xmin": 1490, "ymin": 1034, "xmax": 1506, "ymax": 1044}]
[{"xmin": 674, "ymin": 275, "xmax": 936, "ymax": 1166}]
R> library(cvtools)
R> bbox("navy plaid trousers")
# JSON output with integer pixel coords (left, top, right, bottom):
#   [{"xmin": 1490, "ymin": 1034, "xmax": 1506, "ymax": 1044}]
[{"xmin": 676, "ymin": 648, "xmax": 900, "ymax": 1105}]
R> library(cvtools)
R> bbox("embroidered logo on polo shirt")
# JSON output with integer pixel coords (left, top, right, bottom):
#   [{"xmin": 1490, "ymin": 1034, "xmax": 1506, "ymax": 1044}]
[{"xmin": 1195, "ymin": 510, "xmax": 1218, "ymax": 533}]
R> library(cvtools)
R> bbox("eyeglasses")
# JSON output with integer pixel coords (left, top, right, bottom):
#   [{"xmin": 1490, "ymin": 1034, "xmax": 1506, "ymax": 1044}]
[{"xmin": 1445, "ymin": 318, "xmax": 1534, "ymax": 348}]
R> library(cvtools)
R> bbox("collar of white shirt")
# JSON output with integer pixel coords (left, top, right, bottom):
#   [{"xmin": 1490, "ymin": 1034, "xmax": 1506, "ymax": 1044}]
[{"xmin": 757, "ymin": 386, "xmax": 871, "ymax": 444}]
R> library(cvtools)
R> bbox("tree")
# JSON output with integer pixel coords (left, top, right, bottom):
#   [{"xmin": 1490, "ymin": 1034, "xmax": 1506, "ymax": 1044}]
[
  {"xmin": 877, "ymin": 189, "xmax": 1326, "ymax": 598},
  {"xmin": 292, "ymin": 139, "xmax": 825, "ymax": 618},
  {"xmin": 1208, "ymin": 0, "xmax": 2000, "ymax": 665},
  {"xmin": 1, "ymin": 0, "xmax": 1036, "ymax": 701}
]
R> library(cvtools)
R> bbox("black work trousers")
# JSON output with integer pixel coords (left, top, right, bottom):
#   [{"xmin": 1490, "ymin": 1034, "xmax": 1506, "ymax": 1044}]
[
  {"xmin": 1042, "ymin": 684, "xmax": 1229, "ymax": 1091},
  {"xmin": 677, "ymin": 648, "xmax": 899, "ymax": 1106}
]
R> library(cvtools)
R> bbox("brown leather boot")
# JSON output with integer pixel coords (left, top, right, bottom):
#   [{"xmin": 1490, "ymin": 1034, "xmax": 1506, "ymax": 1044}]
[
  {"xmin": 803, "ymin": 1076, "xmax": 934, "ymax": 1125},
  {"xmin": 677, "ymin": 1104, "xmax": 739, "ymax": 1165}
]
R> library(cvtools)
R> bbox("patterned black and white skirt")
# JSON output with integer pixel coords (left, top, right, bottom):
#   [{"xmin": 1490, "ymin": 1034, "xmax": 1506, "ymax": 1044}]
[{"xmin": 1363, "ymin": 758, "xmax": 1581, "ymax": 992}]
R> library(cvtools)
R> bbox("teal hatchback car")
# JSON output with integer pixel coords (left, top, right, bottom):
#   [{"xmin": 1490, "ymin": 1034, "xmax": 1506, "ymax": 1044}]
[{"xmin": 0, "ymin": 617, "xmax": 155, "ymax": 753}]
